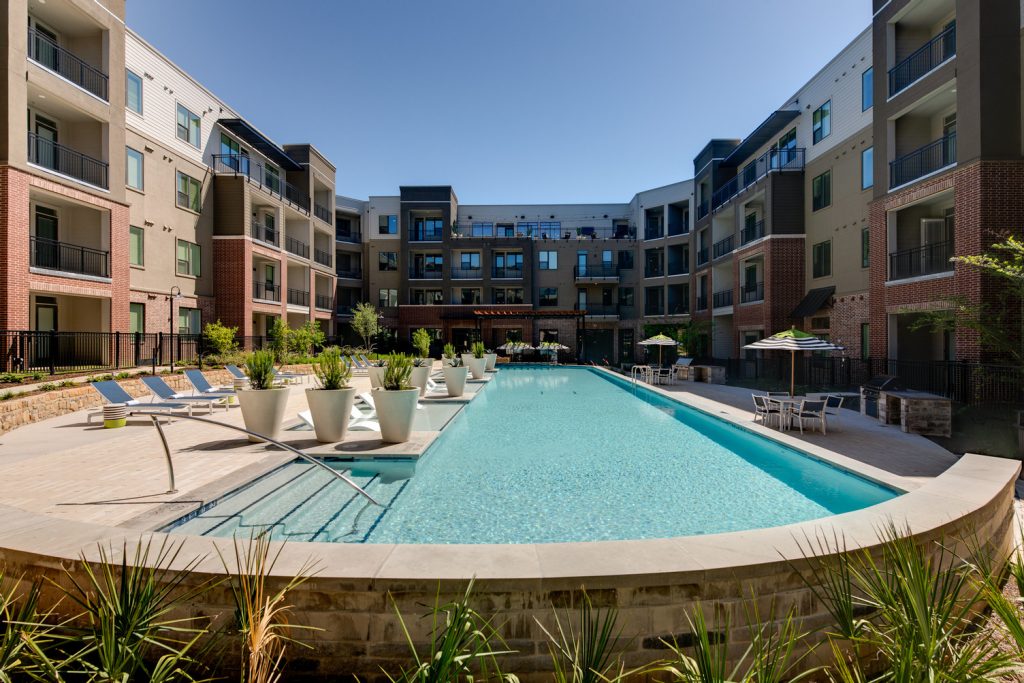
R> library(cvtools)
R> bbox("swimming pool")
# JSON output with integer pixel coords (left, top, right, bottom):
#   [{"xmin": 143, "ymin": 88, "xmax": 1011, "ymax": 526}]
[{"xmin": 169, "ymin": 366, "xmax": 899, "ymax": 544}]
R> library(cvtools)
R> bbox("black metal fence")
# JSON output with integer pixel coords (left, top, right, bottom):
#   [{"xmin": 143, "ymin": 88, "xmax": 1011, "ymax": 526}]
[{"xmin": 0, "ymin": 331, "xmax": 202, "ymax": 375}]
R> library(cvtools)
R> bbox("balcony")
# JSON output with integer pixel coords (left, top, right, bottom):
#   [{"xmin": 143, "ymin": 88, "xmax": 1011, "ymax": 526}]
[
  {"xmin": 212, "ymin": 154, "xmax": 310, "ymax": 212},
  {"xmin": 889, "ymin": 240, "xmax": 954, "ymax": 281},
  {"xmin": 578, "ymin": 304, "xmax": 620, "ymax": 318},
  {"xmin": 287, "ymin": 288, "xmax": 309, "ymax": 307},
  {"xmin": 314, "ymin": 203, "xmax": 332, "ymax": 224},
  {"xmin": 712, "ymin": 290, "xmax": 734, "ymax": 308},
  {"xmin": 696, "ymin": 200, "xmax": 709, "ymax": 221},
  {"xmin": 644, "ymin": 224, "xmax": 664, "ymax": 240},
  {"xmin": 491, "ymin": 266, "xmax": 523, "ymax": 279},
  {"xmin": 644, "ymin": 263, "xmax": 664, "ymax": 278},
  {"xmin": 285, "ymin": 236, "xmax": 309, "ymax": 259},
  {"xmin": 890, "ymin": 133, "xmax": 956, "ymax": 188},
  {"xmin": 740, "ymin": 282, "xmax": 764, "ymax": 304},
  {"xmin": 27, "ymin": 27, "xmax": 108, "ymax": 100},
  {"xmin": 252, "ymin": 222, "xmax": 277, "ymax": 247},
  {"xmin": 741, "ymin": 220, "xmax": 765, "ymax": 245},
  {"xmin": 410, "ymin": 228, "xmax": 445, "ymax": 242},
  {"xmin": 667, "ymin": 261, "xmax": 689, "ymax": 276},
  {"xmin": 28, "ymin": 133, "xmax": 108, "ymax": 189},
  {"xmin": 696, "ymin": 247, "xmax": 709, "ymax": 268},
  {"xmin": 712, "ymin": 235, "xmax": 734, "ymax": 260},
  {"xmin": 335, "ymin": 268, "xmax": 361, "ymax": 280},
  {"xmin": 889, "ymin": 22, "xmax": 956, "ymax": 98},
  {"xmin": 574, "ymin": 264, "xmax": 620, "ymax": 281},
  {"xmin": 30, "ymin": 236, "xmax": 108, "ymax": 278},
  {"xmin": 451, "ymin": 267, "xmax": 482, "ymax": 280},
  {"xmin": 253, "ymin": 282, "xmax": 280, "ymax": 302},
  {"xmin": 335, "ymin": 230, "xmax": 361, "ymax": 244},
  {"xmin": 695, "ymin": 296, "xmax": 708, "ymax": 311},
  {"xmin": 313, "ymin": 248, "xmax": 332, "ymax": 267},
  {"xmin": 315, "ymin": 293, "xmax": 333, "ymax": 311},
  {"xmin": 409, "ymin": 268, "xmax": 443, "ymax": 280},
  {"xmin": 711, "ymin": 148, "xmax": 805, "ymax": 211}
]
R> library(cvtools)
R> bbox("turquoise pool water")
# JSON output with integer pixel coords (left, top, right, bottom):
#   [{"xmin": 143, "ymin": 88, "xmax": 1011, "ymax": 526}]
[{"xmin": 169, "ymin": 366, "xmax": 899, "ymax": 544}]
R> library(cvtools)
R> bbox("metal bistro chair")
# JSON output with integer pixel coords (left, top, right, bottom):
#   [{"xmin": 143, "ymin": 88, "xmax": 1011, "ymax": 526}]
[
  {"xmin": 824, "ymin": 394, "xmax": 845, "ymax": 431},
  {"xmin": 792, "ymin": 399, "xmax": 828, "ymax": 435},
  {"xmin": 752, "ymin": 394, "xmax": 782, "ymax": 428}
]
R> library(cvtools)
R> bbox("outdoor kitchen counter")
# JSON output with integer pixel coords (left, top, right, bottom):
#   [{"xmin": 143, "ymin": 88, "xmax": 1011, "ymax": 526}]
[{"xmin": 878, "ymin": 389, "xmax": 952, "ymax": 438}]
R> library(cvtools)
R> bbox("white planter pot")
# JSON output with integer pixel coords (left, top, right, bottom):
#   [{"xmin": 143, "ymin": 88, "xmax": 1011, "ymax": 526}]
[
  {"xmin": 442, "ymin": 365, "xmax": 468, "ymax": 397},
  {"xmin": 368, "ymin": 366, "xmax": 386, "ymax": 389},
  {"xmin": 304, "ymin": 387, "xmax": 356, "ymax": 443},
  {"xmin": 467, "ymin": 357, "xmax": 487, "ymax": 380},
  {"xmin": 410, "ymin": 366, "xmax": 430, "ymax": 397},
  {"xmin": 484, "ymin": 353, "xmax": 497, "ymax": 371},
  {"xmin": 237, "ymin": 388, "xmax": 290, "ymax": 443},
  {"xmin": 461, "ymin": 353, "xmax": 474, "ymax": 368},
  {"xmin": 374, "ymin": 388, "xmax": 419, "ymax": 443}
]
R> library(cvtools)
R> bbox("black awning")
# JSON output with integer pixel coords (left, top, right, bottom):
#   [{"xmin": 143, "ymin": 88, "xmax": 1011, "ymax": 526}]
[
  {"xmin": 721, "ymin": 110, "xmax": 801, "ymax": 167},
  {"xmin": 218, "ymin": 119, "xmax": 302, "ymax": 171},
  {"xmin": 790, "ymin": 286, "xmax": 835, "ymax": 318}
]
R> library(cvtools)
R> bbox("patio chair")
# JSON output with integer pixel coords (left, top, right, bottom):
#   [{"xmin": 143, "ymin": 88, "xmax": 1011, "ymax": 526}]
[
  {"xmin": 87, "ymin": 381, "xmax": 194, "ymax": 424},
  {"xmin": 752, "ymin": 394, "xmax": 781, "ymax": 428},
  {"xmin": 823, "ymin": 394, "xmax": 845, "ymax": 431},
  {"xmin": 361, "ymin": 390, "xmax": 423, "ymax": 411},
  {"xmin": 792, "ymin": 399, "xmax": 827, "ymax": 435},
  {"xmin": 766, "ymin": 391, "xmax": 790, "ymax": 398},
  {"xmin": 655, "ymin": 367, "xmax": 674, "ymax": 385},
  {"xmin": 225, "ymin": 364, "xmax": 247, "ymax": 380},
  {"xmin": 140, "ymin": 376, "xmax": 227, "ymax": 413},
  {"xmin": 358, "ymin": 354, "xmax": 375, "ymax": 368},
  {"xmin": 296, "ymin": 405, "xmax": 380, "ymax": 432},
  {"xmin": 184, "ymin": 369, "xmax": 236, "ymax": 396},
  {"xmin": 345, "ymin": 356, "xmax": 368, "ymax": 374}
]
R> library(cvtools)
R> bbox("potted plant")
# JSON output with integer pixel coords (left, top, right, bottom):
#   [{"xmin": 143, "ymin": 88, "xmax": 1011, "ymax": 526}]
[
  {"xmin": 484, "ymin": 347, "xmax": 498, "ymax": 372},
  {"xmin": 374, "ymin": 353, "xmax": 418, "ymax": 443},
  {"xmin": 237, "ymin": 350, "xmax": 289, "ymax": 443},
  {"xmin": 441, "ymin": 343, "xmax": 468, "ymax": 397},
  {"xmin": 467, "ymin": 341, "xmax": 487, "ymax": 380},
  {"xmin": 304, "ymin": 347, "xmax": 355, "ymax": 443},
  {"xmin": 367, "ymin": 356, "xmax": 387, "ymax": 389},
  {"xmin": 410, "ymin": 328, "xmax": 432, "ymax": 396}
]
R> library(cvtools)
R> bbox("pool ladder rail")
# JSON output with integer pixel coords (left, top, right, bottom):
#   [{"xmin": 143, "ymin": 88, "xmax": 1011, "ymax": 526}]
[{"xmin": 127, "ymin": 410, "xmax": 382, "ymax": 506}]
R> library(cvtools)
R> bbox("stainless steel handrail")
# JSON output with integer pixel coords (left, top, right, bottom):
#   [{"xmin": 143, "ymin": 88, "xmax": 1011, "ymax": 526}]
[{"xmin": 129, "ymin": 409, "xmax": 381, "ymax": 505}]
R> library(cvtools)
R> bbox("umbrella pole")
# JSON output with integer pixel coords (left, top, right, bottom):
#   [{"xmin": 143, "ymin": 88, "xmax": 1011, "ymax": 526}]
[{"xmin": 790, "ymin": 349, "xmax": 795, "ymax": 397}]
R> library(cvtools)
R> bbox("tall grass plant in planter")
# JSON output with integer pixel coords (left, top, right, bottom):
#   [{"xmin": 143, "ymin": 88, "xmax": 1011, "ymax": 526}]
[
  {"xmin": 305, "ymin": 347, "xmax": 355, "ymax": 442},
  {"xmin": 410, "ymin": 328, "xmax": 433, "ymax": 396},
  {"xmin": 468, "ymin": 341, "xmax": 487, "ymax": 380},
  {"xmin": 374, "ymin": 353, "xmax": 419, "ymax": 443},
  {"xmin": 442, "ymin": 342, "xmax": 468, "ymax": 397},
  {"xmin": 238, "ymin": 350, "xmax": 289, "ymax": 442},
  {"xmin": 368, "ymin": 356, "xmax": 387, "ymax": 389}
]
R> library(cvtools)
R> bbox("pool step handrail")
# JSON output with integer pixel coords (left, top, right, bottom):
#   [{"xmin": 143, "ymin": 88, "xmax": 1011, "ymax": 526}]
[{"xmin": 128, "ymin": 409, "xmax": 381, "ymax": 506}]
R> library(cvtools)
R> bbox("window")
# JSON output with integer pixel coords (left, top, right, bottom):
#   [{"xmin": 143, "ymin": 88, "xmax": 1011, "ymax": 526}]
[
  {"xmin": 540, "ymin": 329, "xmax": 559, "ymax": 343},
  {"xmin": 539, "ymin": 287, "xmax": 558, "ymax": 306},
  {"xmin": 618, "ymin": 251, "xmax": 634, "ymax": 269},
  {"xmin": 458, "ymin": 288, "xmax": 481, "ymax": 305},
  {"xmin": 620, "ymin": 328, "xmax": 634, "ymax": 363},
  {"xmin": 378, "ymin": 288, "xmax": 398, "ymax": 308},
  {"xmin": 129, "ymin": 226, "xmax": 144, "ymax": 266},
  {"xmin": 412, "ymin": 217, "xmax": 444, "ymax": 241},
  {"xmin": 410, "ymin": 289, "xmax": 443, "ymax": 305},
  {"xmin": 129, "ymin": 302, "xmax": 145, "ymax": 333},
  {"xmin": 539, "ymin": 221, "xmax": 561, "ymax": 238},
  {"xmin": 175, "ymin": 104, "xmax": 200, "ymax": 147},
  {"xmin": 861, "ymin": 147, "xmax": 873, "ymax": 190},
  {"xmin": 860, "ymin": 323, "xmax": 870, "ymax": 360},
  {"xmin": 126, "ymin": 147, "xmax": 143, "ymax": 190},
  {"xmin": 378, "ymin": 251, "xmax": 397, "ymax": 271},
  {"xmin": 459, "ymin": 252, "xmax": 480, "ymax": 269},
  {"xmin": 471, "ymin": 222, "xmax": 493, "ymax": 237},
  {"xmin": 492, "ymin": 288, "xmax": 524, "ymax": 304},
  {"xmin": 812, "ymin": 170, "xmax": 832, "ymax": 211},
  {"xmin": 496, "ymin": 223, "xmax": 515, "ymax": 237},
  {"xmin": 176, "ymin": 239, "xmax": 201, "ymax": 276},
  {"xmin": 378, "ymin": 215, "xmax": 398, "ymax": 235},
  {"xmin": 862, "ymin": 67, "xmax": 873, "ymax": 111},
  {"xmin": 177, "ymin": 307, "xmax": 200, "ymax": 335},
  {"xmin": 539, "ymin": 251, "xmax": 558, "ymax": 270},
  {"xmin": 861, "ymin": 228, "xmax": 870, "ymax": 268},
  {"xmin": 812, "ymin": 100, "xmax": 831, "ymax": 144},
  {"xmin": 810, "ymin": 316, "xmax": 830, "ymax": 330},
  {"xmin": 812, "ymin": 240, "xmax": 832, "ymax": 278},
  {"xmin": 176, "ymin": 171, "xmax": 201, "ymax": 212},
  {"xmin": 517, "ymin": 222, "xmax": 538, "ymax": 237},
  {"xmin": 618, "ymin": 287, "xmax": 634, "ymax": 307},
  {"xmin": 126, "ymin": 70, "xmax": 143, "ymax": 114}
]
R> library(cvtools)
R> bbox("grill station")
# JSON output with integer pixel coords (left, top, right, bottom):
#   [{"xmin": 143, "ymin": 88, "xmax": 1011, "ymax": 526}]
[{"xmin": 860, "ymin": 375, "xmax": 899, "ymax": 418}]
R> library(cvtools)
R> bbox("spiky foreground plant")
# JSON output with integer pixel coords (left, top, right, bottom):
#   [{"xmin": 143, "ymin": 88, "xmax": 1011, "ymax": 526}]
[{"xmin": 537, "ymin": 592, "xmax": 626, "ymax": 683}]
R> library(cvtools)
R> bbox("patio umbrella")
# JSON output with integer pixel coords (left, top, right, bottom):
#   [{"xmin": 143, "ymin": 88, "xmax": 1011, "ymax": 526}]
[
  {"xmin": 742, "ymin": 327, "xmax": 844, "ymax": 397},
  {"xmin": 637, "ymin": 333, "xmax": 679, "ymax": 366},
  {"xmin": 497, "ymin": 341, "xmax": 534, "ymax": 352}
]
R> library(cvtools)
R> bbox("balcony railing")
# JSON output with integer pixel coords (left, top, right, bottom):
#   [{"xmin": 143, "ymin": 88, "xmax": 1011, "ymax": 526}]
[
  {"xmin": 889, "ymin": 240, "xmax": 954, "ymax": 281},
  {"xmin": 253, "ymin": 282, "xmax": 280, "ymax": 302},
  {"xmin": 314, "ymin": 203, "xmax": 332, "ymax": 224},
  {"xmin": 335, "ymin": 231, "xmax": 361, "ymax": 243},
  {"xmin": 574, "ymin": 264, "xmax": 620, "ymax": 279},
  {"xmin": 409, "ymin": 268, "xmax": 444, "ymax": 280},
  {"xmin": 712, "ymin": 235, "xmax": 734, "ymax": 260},
  {"xmin": 644, "ymin": 224, "xmax": 664, "ymax": 240},
  {"xmin": 712, "ymin": 290, "xmax": 734, "ymax": 308},
  {"xmin": 411, "ymin": 228, "xmax": 445, "ymax": 242},
  {"xmin": 30, "ymin": 236, "xmax": 109, "ymax": 277},
  {"xmin": 451, "ymin": 267, "xmax": 482, "ymax": 279},
  {"xmin": 740, "ymin": 281, "xmax": 764, "ymax": 303},
  {"xmin": 644, "ymin": 303, "xmax": 665, "ymax": 316},
  {"xmin": 696, "ymin": 201, "xmax": 709, "ymax": 221},
  {"xmin": 287, "ymin": 289, "xmax": 309, "ymax": 307},
  {"xmin": 578, "ymin": 304, "xmax": 620, "ymax": 317},
  {"xmin": 667, "ymin": 261, "xmax": 689, "ymax": 276},
  {"xmin": 644, "ymin": 263, "xmax": 664, "ymax": 278},
  {"xmin": 28, "ymin": 132, "xmax": 108, "ymax": 189},
  {"xmin": 315, "ymin": 293, "xmax": 333, "ymax": 310},
  {"xmin": 27, "ymin": 27, "xmax": 108, "ymax": 100},
  {"xmin": 491, "ymin": 266, "xmax": 523, "ymax": 279},
  {"xmin": 212, "ymin": 154, "xmax": 310, "ymax": 212},
  {"xmin": 711, "ymin": 148, "xmax": 805, "ymax": 211},
  {"xmin": 284, "ymin": 236, "xmax": 309, "ymax": 259},
  {"xmin": 696, "ymin": 247, "xmax": 709, "ymax": 267},
  {"xmin": 313, "ymin": 248, "xmax": 332, "ymax": 267},
  {"xmin": 890, "ymin": 132, "xmax": 956, "ymax": 188},
  {"xmin": 667, "ymin": 299, "xmax": 690, "ymax": 315},
  {"xmin": 453, "ymin": 224, "xmax": 635, "ymax": 240},
  {"xmin": 667, "ymin": 221, "xmax": 689, "ymax": 237},
  {"xmin": 889, "ymin": 22, "xmax": 956, "ymax": 97},
  {"xmin": 335, "ymin": 268, "xmax": 361, "ymax": 279},
  {"xmin": 741, "ymin": 220, "xmax": 765, "ymax": 245},
  {"xmin": 695, "ymin": 296, "xmax": 708, "ymax": 311},
  {"xmin": 252, "ymin": 222, "xmax": 277, "ymax": 246}
]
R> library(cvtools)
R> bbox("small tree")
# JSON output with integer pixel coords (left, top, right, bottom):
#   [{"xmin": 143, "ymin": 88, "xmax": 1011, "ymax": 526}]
[
  {"xmin": 288, "ymin": 321, "xmax": 325, "ymax": 358},
  {"xmin": 268, "ymin": 318, "xmax": 289, "ymax": 363},
  {"xmin": 203, "ymin": 320, "xmax": 238, "ymax": 355},
  {"xmin": 351, "ymin": 302, "xmax": 381, "ymax": 351},
  {"xmin": 412, "ymin": 328, "xmax": 432, "ymax": 359}
]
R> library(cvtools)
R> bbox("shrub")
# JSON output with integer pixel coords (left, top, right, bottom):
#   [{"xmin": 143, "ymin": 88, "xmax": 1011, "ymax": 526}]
[
  {"xmin": 412, "ymin": 328, "xmax": 432, "ymax": 359},
  {"xmin": 288, "ymin": 321, "xmax": 325, "ymax": 357},
  {"xmin": 443, "ymin": 343, "xmax": 462, "ymax": 367},
  {"xmin": 245, "ymin": 350, "xmax": 277, "ymax": 390},
  {"xmin": 313, "ymin": 347, "xmax": 351, "ymax": 390},
  {"xmin": 0, "ymin": 391, "xmax": 13, "ymax": 401},
  {"xmin": 268, "ymin": 318, "xmax": 289, "ymax": 363},
  {"xmin": 203, "ymin": 319, "xmax": 239, "ymax": 355},
  {"xmin": 382, "ymin": 353, "xmax": 413, "ymax": 390},
  {"xmin": 114, "ymin": 372, "xmax": 132, "ymax": 380},
  {"xmin": 351, "ymin": 302, "xmax": 381, "ymax": 351},
  {"xmin": 58, "ymin": 380, "xmax": 76, "ymax": 388},
  {"xmin": 38, "ymin": 383, "xmax": 56, "ymax": 392},
  {"xmin": 472, "ymin": 341, "xmax": 486, "ymax": 359},
  {"xmin": 30, "ymin": 372, "xmax": 45, "ymax": 381},
  {"xmin": 203, "ymin": 350, "xmax": 249, "ymax": 369}
]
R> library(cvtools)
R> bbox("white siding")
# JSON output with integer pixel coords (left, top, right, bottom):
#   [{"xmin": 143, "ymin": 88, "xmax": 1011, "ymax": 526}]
[
  {"xmin": 366, "ymin": 196, "xmax": 400, "ymax": 240},
  {"xmin": 457, "ymin": 203, "xmax": 631, "ymax": 236}
]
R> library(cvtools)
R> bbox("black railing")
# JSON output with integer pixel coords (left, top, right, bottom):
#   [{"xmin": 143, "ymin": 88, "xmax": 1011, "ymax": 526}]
[
  {"xmin": 667, "ymin": 221, "xmax": 689, "ymax": 237},
  {"xmin": 890, "ymin": 133, "xmax": 956, "ymax": 188},
  {"xmin": 644, "ymin": 303, "xmax": 665, "ymax": 316},
  {"xmin": 712, "ymin": 290, "xmax": 733, "ymax": 308},
  {"xmin": 315, "ymin": 293, "xmax": 333, "ymax": 310},
  {"xmin": 336, "ymin": 231, "xmax": 361, "ymax": 243},
  {"xmin": 889, "ymin": 22, "xmax": 956, "ymax": 97},
  {"xmin": 644, "ymin": 224, "xmax": 664, "ymax": 240},
  {"xmin": 696, "ymin": 201, "xmax": 709, "ymax": 221},
  {"xmin": 712, "ymin": 235, "xmax": 734, "ymax": 259},
  {"xmin": 741, "ymin": 220, "xmax": 765, "ymax": 245},
  {"xmin": 740, "ymin": 281, "xmax": 764, "ymax": 303},
  {"xmin": 212, "ymin": 154, "xmax": 310, "ymax": 212},
  {"xmin": 712, "ymin": 148, "xmax": 805, "ymax": 210},
  {"xmin": 287, "ymin": 288, "xmax": 309, "ymax": 306},
  {"xmin": 889, "ymin": 240, "xmax": 954, "ymax": 281},
  {"xmin": 28, "ymin": 132, "xmax": 108, "ymax": 189},
  {"xmin": 411, "ymin": 228, "xmax": 445, "ymax": 242},
  {"xmin": 451, "ymin": 267, "xmax": 482, "ymax": 279},
  {"xmin": 574, "ymin": 264, "xmax": 620, "ymax": 279},
  {"xmin": 711, "ymin": 177, "xmax": 739, "ymax": 210},
  {"xmin": 667, "ymin": 299, "xmax": 689, "ymax": 315},
  {"xmin": 335, "ymin": 268, "xmax": 361, "ymax": 279},
  {"xmin": 252, "ymin": 222, "xmax": 277, "ymax": 246},
  {"xmin": 313, "ymin": 248, "xmax": 332, "ymax": 267},
  {"xmin": 409, "ymin": 268, "xmax": 443, "ymax": 280},
  {"xmin": 578, "ymin": 304, "xmax": 620, "ymax": 317},
  {"xmin": 27, "ymin": 27, "xmax": 108, "ymax": 100},
  {"xmin": 644, "ymin": 263, "xmax": 664, "ymax": 278},
  {"xmin": 667, "ymin": 261, "xmax": 689, "ymax": 276},
  {"xmin": 491, "ymin": 266, "xmax": 523, "ymax": 279},
  {"xmin": 314, "ymin": 203, "xmax": 332, "ymax": 224},
  {"xmin": 30, "ymin": 236, "xmax": 109, "ymax": 277},
  {"xmin": 0, "ymin": 331, "xmax": 203, "ymax": 375},
  {"xmin": 252, "ymin": 282, "xmax": 280, "ymax": 302},
  {"xmin": 696, "ymin": 247, "xmax": 709, "ymax": 267},
  {"xmin": 285, "ymin": 235, "xmax": 309, "ymax": 258},
  {"xmin": 695, "ymin": 296, "xmax": 708, "ymax": 311}
]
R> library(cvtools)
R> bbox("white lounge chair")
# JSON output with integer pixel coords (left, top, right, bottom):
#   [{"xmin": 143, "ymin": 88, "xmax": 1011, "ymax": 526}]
[
  {"xmin": 296, "ymin": 405, "xmax": 380, "ymax": 432},
  {"xmin": 141, "ymin": 376, "xmax": 227, "ymax": 413},
  {"xmin": 360, "ymin": 390, "xmax": 423, "ymax": 411},
  {"xmin": 184, "ymin": 369, "xmax": 236, "ymax": 396},
  {"xmin": 87, "ymin": 381, "xmax": 195, "ymax": 424}
]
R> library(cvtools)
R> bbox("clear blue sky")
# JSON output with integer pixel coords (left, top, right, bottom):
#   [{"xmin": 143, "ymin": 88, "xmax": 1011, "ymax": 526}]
[{"xmin": 127, "ymin": 1, "xmax": 871, "ymax": 204}]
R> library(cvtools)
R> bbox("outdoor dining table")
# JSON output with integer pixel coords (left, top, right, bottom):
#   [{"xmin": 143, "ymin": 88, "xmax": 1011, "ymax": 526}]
[{"xmin": 766, "ymin": 396, "xmax": 810, "ymax": 431}]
